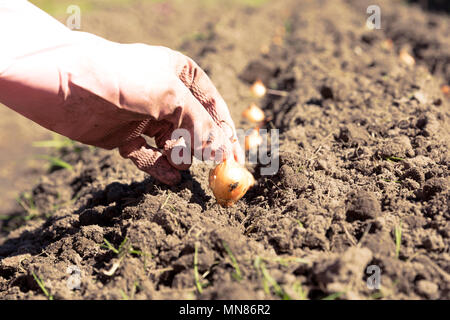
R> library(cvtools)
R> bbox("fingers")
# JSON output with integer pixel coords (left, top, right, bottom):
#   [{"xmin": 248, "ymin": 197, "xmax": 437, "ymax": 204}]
[
  {"xmin": 172, "ymin": 80, "xmax": 235, "ymax": 163},
  {"xmin": 160, "ymin": 136, "xmax": 193, "ymax": 171},
  {"xmin": 232, "ymin": 139, "xmax": 245, "ymax": 165},
  {"xmin": 162, "ymin": 136, "xmax": 192, "ymax": 171},
  {"xmin": 144, "ymin": 78, "xmax": 234, "ymax": 164},
  {"xmin": 118, "ymin": 136, "xmax": 181, "ymax": 186},
  {"xmin": 143, "ymin": 120, "xmax": 192, "ymax": 171},
  {"xmin": 173, "ymin": 51, "xmax": 245, "ymax": 163}
]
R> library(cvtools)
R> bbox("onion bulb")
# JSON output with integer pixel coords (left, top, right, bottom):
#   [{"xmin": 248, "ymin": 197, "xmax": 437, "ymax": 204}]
[
  {"xmin": 441, "ymin": 85, "xmax": 450, "ymax": 97},
  {"xmin": 245, "ymin": 128, "xmax": 263, "ymax": 151},
  {"xmin": 242, "ymin": 103, "xmax": 265, "ymax": 123},
  {"xmin": 250, "ymin": 80, "xmax": 267, "ymax": 98},
  {"xmin": 381, "ymin": 39, "xmax": 394, "ymax": 51},
  {"xmin": 272, "ymin": 35, "xmax": 283, "ymax": 46},
  {"xmin": 399, "ymin": 48, "xmax": 415, "ymax": 66},
  {"xmin": 209, "ymin": 159, "xmax": 255, "ymax": 207}
]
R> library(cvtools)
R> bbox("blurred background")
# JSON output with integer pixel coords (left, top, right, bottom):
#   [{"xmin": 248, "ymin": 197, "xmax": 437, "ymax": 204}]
[{"xmin": 408, "ymin": 0, "xmax": 450, "ymax": 12}]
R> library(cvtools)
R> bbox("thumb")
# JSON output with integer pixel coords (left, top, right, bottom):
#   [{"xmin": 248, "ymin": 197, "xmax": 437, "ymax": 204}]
[{"xmin": 119, "ymin": 137, "xmax": 181, "ymax": 186}]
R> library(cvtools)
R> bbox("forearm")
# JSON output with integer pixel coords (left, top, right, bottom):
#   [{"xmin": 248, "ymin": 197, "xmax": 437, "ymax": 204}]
[
  {"xmin": 0, "ymin": 0, "xmax": 73, "ymax": 71},
  {"xmin": 0, "ymin": 1, "xmax": 121, "ymax": 141},
  {"xmin": 0, "ymin": 1, "xmax": 78, "ymax": 129}
]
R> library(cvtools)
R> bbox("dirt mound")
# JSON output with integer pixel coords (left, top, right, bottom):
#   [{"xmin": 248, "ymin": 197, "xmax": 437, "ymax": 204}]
[{"xmin": 0, "ymin": 0, "xmax": 449, "ymax": 300}]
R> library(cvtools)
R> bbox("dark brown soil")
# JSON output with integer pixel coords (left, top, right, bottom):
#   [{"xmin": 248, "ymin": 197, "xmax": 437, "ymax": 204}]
[{"xmin": 0, "ymin": 0, "xmax": 449, "ymax": 300}]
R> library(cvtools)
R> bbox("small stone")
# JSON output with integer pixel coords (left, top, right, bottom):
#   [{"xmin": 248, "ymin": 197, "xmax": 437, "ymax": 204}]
[
  {"xmin": 422, "ymin": 177, "xmax": 448, "ymax": 200},
  {"xmin": 315, "ymin": 160, "xmax": 328, "ymax": 171},
  {"xmin": 278, "ymin": 165, "xmax": 307, "ymax": 190},
  {"xmin": 80, "ymin": 225, "xmax": 104, "ymax": 243},
  {"xmin": 336, "ymin": 124, "xmax": 370, "ymax": 146},
  {"xmin": 421, "ymin": 233, "xmax": 445, "ymax": 251},
  {"xmin": 402, "ymin": 167, "xmax": 425, "ymax": 185},
  {"xmin": 416, "ymin": 114, "xmax": 440, "ymax": 137},
  {"xmin": 320, "ymin": 85, "xmax": 334, "ymax": 99},
  {"xmin": 413, "ymin": 91, "xmax": 428, "ymax": 104},
  {"xmin": 346, "ymin": 191, "xmax": 381, "ymax": 222},
  {"xmin": 403, "ymin": 178, "xmax": 420, "ymax": 190},
  {"xmin": 409, "ymin": 155, "xmax": 432, "ymax": 168},
  {"xmin": 313, "ymin": 247, "xmax": 373, "ymax": 289},
  {"xmin": 416, "ymin": 280, "xmax": 438, "ymax": 299},
  {"xmin": 378, "ymin": 135, "xmax": 414, "ymax": 158}
]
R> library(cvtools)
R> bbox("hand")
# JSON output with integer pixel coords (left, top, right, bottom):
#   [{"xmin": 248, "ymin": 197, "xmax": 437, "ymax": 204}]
[{"xmin": 0, "ymin": 36, "xmax": 244, "ymax": 186}]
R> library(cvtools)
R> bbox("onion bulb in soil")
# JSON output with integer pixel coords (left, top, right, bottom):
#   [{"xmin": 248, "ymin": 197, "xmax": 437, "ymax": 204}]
[
  {"xmin": 399, "ymin": 48, "xmax": 415, "ymax": 66},
  {"xmin": 209, "ymin": 159, "xmax": 255, "ymax": 207},
  {"xmin": 250, "ymin": 80, "xmax": 267, "ymax": 98},
  {"xmin": 242, "ymin": 103, "xmax": 265, "ymax": 123},
  {"xmin": 245, "ymin": 127, "xmax": 263, "ymax": 151},
  {"xmin": 441, "ymin": 85, "xmax": 450, "ymax": 97}
]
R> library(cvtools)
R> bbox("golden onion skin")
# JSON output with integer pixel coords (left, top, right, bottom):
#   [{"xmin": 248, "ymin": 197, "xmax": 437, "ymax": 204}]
[
  {"xmin": 245, "ymin": 128, "xmax": 263, "ymax": 151},
  {"xmin": 242, "ymin": 103, "xmax": 265, "ymax": 123},
  {"xmin": 251, "ymin": 80, "xmax": 267, "ymax": 98},
  {"xmin": 209, "ymin": 159, "xmax": 255, "ymax": 207}
]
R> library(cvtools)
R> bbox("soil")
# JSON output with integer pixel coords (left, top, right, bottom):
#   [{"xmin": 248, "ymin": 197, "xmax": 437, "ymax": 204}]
[
  {"xmin": 0, "ymin": 108, "xmax": 51, "ymax": 216},
  {"xmin": 0, "ymin": 0, "xmax": 449, "ymax": 300}
]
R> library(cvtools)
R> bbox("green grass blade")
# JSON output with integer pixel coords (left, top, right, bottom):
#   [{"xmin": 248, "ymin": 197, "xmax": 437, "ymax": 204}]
[
  {"xmin": 119, "ymin": 289, "xmax": 130, "ymax": 300},
  {"xmin": 36, "ymin": 155, "xmax": 73, "ymax": 170},
  {"xmin": 385, "ymin": 156, "xmax": 404, "ymax": 162},
  {"xmin": 255, "ymin": 257, "xmax": 291, "ymax": 300},
  {"xmin": 32, "ymin": 272, "xmax": 53, "ymax": 300},
  {"xmin": 102, "ymin": 238, "xmax": 119, "ymax": 254},
  {"xmin": 222, "ymin": 241, "xmax": 242, "ymax": 281},
  {"xmin": 322, "ymin": 292, "xmax": 344, "ymax": 300},
  {"xmin": 395, "ymin": 222, "xmax": 402, "ymax": 259},
  {"xmin": 32, "ymin": 140, "xmax": 70, "ymax": 148},
  {"xmin": 194, "ymin": 242, "xmax": 203, "ymax": 294}
]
